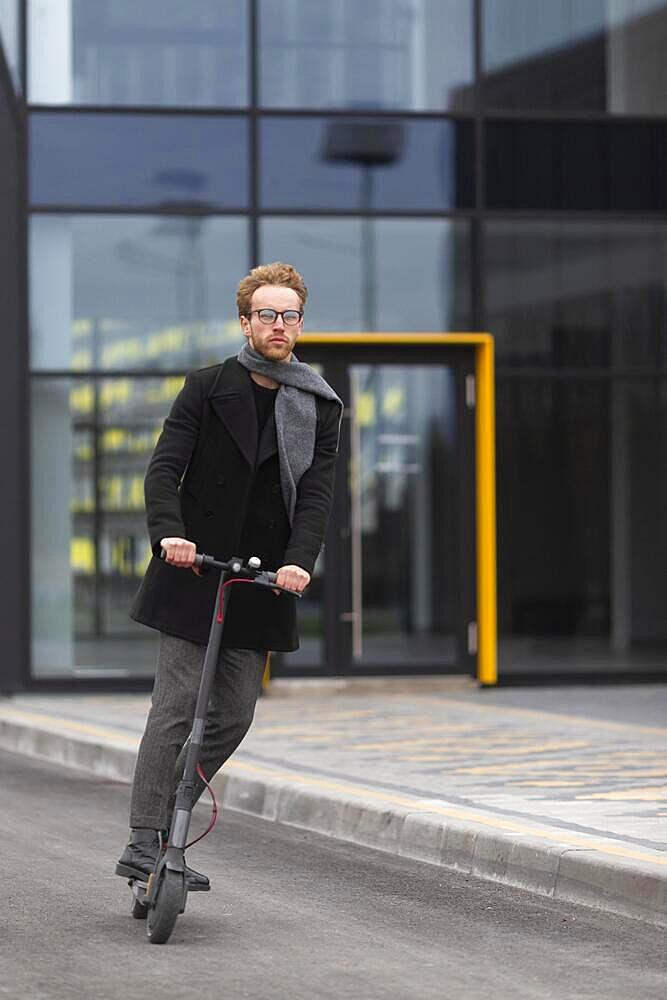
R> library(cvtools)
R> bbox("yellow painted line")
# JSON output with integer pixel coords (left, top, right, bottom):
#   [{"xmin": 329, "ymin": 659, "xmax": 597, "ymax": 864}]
[
  {"xmin": 3, "ymin": 707, "xmax": 666, "ymax": 866},
  {"xmin": 434, "ymin": 697, "xmax": 667, "ymax": 738},
  {"xmin": 223, "ymin": 759, "xmax": 667, "ymax": 867},
  {"xmin": 580, "ymin": 787, "xmax": 667, "ymax": 802}
]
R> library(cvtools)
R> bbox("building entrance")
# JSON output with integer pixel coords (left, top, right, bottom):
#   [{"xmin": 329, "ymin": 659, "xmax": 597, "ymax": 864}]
[{"xmin": 273, "ymin": 336, "xmax": 494, "ymax": 681}]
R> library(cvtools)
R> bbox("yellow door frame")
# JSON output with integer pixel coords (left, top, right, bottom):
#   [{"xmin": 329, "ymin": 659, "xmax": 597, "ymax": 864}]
[{"xmin": 298, "ymin": 332, "xmax": 497, "ymax": 686}]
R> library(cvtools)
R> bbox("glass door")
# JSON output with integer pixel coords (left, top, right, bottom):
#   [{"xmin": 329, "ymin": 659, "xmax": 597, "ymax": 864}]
[
  {"xmin": 340, "ymin": 361, "xmax": 474, "ymax": 673},
  {"xmin": 278, "ymin": 347, "xmax": 476, "ymax": 677}
]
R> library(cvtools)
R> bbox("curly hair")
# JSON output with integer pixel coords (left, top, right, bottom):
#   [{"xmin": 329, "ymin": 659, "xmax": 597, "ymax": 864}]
[{"xmin": 236, "ymin": 262, "xmax": 308, "ymax": 317}]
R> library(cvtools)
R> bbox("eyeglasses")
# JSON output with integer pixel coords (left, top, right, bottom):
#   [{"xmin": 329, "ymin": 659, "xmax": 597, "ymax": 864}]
[{"xmin": 248, "ymin": 308, "xmax": 303, "ymax": 327}]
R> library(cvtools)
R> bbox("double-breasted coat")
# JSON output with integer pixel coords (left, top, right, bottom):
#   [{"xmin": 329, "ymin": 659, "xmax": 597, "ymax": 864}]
[{"xmin": 130, "ymin": 357, "xmax": 340, "ymax": 650}]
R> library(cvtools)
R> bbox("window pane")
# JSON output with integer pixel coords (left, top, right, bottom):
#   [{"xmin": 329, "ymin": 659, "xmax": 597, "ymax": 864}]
[
  {"xmin": 31, "ymin": 376, "xmax": 176, "ymax": 678},
  {"xmin": 30, "ymin": 215, "xmax": 249, "ymax": 370},
  {"xmin": 350, "ymin": 364, "xmax": 460, "ymax": 668},
  {"xmin": 261, "ymin": 218, "xmax": 471, "ymax": 332},
  {"xmin": 261, "ymin": 117, "xmax": 474, "ymax": 211},
  {"xmin": 496, "ymin": 376, "xmax": 667, "ymax": 675},
  {"xmin": 483, "ymin": 0, "xmax": 667, "ymax": 114},
  {"xmin": 28, "ymin": 0, "xmax": 248, "ymax": 107},
  {"xmin": 30, "ymin": 112, "xmax": 248, "ymax": 209},
  {"xmin": 259, "ymin": 0, "xmax": 473, "ymax": 111},
  {"xmin": 485, "ymin": 221, "xmax": 667, "ymax": 369},
  {"xmin": 486, "ymin": 120, "xmax": 667, "ymax": 212}
]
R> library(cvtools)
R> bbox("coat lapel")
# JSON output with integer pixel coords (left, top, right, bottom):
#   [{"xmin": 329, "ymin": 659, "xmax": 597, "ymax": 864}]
[
  {"xmin": 209, "ymin": 360, "xmax": 257, "ymax": 467},
  {"xmin": 256, "ymin": 409, "xmax": 279, "ymax": 467}
]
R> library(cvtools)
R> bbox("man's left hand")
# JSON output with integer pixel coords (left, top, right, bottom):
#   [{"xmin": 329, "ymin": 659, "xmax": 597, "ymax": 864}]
[{"xmin": 275, "ymin": 565, "xmax": 311, "ymax": 594}]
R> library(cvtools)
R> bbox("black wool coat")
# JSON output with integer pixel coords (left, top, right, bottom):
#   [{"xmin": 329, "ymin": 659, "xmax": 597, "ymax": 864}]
[{"xmin": 130, "ymin": 358, "xmax": 340, "ymax": 650}]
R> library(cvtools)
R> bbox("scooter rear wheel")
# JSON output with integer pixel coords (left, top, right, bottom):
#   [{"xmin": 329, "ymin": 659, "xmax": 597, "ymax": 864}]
[{"xmin": 146, "ymin": 869, "xmax": 185, "ymax": 944}]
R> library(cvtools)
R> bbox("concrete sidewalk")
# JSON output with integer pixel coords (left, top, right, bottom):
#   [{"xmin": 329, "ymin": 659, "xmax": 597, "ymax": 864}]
[{"xmin": 1, "ymin": 680, "xmax": 666, "ymax": 926}]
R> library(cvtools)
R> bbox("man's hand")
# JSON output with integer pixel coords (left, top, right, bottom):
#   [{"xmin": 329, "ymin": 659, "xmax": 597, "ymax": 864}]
[
  {"xmin": 275, "ymin": 565, "xmax": 310, "ymax": 594},
  {"xmin": 160, "ymin": 537, "xmax": 201, "ymax": 576}
]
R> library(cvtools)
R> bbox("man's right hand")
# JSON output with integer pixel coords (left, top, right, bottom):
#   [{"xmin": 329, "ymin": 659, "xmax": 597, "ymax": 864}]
[{"xmin": 160, "ymin": 537, "xmax": 201, "ymax": 576}]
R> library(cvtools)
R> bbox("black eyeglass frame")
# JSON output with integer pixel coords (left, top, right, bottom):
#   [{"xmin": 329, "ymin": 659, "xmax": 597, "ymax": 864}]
[{"xmin": 247, "ymin": 308, "xmax": 304, "ymax": 326}]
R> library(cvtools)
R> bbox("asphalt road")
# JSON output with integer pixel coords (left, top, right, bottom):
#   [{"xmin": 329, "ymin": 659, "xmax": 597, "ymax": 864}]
[{"xmin": 1, "ymin": 750, "xmax": 665, "ymax": 1000}]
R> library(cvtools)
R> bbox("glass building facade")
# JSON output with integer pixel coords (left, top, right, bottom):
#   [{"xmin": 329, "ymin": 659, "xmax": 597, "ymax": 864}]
[{"xmin": 1, "ymin": 1, "xmax": 666, "ymax": 687}]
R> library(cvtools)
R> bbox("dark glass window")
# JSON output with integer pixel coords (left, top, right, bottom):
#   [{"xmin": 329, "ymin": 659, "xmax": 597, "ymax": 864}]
[
  {"xmin": 30, "ymin": 113, "xmax": 248, "ymax": 210},
  {"xmin": 28, "ymin": 0, "xmax": 248, "ymax": 107},
  {"xmin": 259, "ymin": 0, "xmax": 474, "ymax": 112},
  {"xmin": 486, "ymin": 120, "xmax": 667, "ymax": 212},
  {"xmin": 261, "ymin": 217, "xmax": 471, "ymax": 332},
  {"xmin": 496, "ymin": 376, "xmax": 667, "ymax": 660},
  {"xmin": 30, "ymin": 215, "xmax": 249, "ymax": 371},
  {"xmin": 483, "ymin": 0, "xmax": 667, "ymax": 114},
  {"xmin": 497, "ymin": 378, "xmax": 610, "ymax": 639},
  {"xmin": 261, "ymin": 117, "xmax": 474, "ymax": 211},
  {"xmin": 485, "ymin": 221, "xmax": 667, "ymax": 370}
]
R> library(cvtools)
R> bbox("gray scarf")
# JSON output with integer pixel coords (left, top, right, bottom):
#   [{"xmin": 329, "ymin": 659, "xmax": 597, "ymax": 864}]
[{"xmin": 237, "ymin": 343, "xmax": 343, "ymax": 523}]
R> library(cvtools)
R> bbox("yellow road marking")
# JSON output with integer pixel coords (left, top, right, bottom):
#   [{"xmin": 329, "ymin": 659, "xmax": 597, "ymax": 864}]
[{"xmin": 580, "ymin": 787, "xmax": 667, "ymax": 801}]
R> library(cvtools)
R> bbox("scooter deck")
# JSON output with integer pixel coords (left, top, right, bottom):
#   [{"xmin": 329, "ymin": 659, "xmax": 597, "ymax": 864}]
[{"xmin": 114, "ymin": 861, "xmax": 210, "ymax": 891}]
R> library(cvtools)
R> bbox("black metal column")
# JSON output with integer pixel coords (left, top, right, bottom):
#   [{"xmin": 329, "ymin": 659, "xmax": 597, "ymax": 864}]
[{"xmin": 0, "ymin": 47, "xmax": 29, "ymax": 693}]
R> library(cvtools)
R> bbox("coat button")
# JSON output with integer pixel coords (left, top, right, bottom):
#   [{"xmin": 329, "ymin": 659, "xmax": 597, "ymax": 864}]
[
  {"xmin": 216, "ymin": 476, "xmax": 225, "ymax": 486},
  {"xmin": 271, "ymin": 483, "xmax": 280, "ymax": 494},
  {"xmin": 206, "ymin": 509, "xmax": 215, "ymax": 518},
  {"xmin": 268, "ymin": 520, "xmax": 277, "ymax": 529}
]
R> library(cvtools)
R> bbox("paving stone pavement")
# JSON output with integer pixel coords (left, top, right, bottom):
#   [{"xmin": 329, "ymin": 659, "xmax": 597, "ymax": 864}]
[{"xmin": 1, "ymin": 681, "xmax": 666, "ymax": 925}]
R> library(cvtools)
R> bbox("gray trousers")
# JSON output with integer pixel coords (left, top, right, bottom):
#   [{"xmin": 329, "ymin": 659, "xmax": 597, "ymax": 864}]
[{"xmin": 130, "ymin": 633, "xmax": 267, "ymax": 830}]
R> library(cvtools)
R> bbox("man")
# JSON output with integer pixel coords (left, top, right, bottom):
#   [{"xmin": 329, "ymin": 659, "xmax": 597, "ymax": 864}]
[{"xmin": 117, "ymin": 262, "xmax": 342, "ymax": 889}]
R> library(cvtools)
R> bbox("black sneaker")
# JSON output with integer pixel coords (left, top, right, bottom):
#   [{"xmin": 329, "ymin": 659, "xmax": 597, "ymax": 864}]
[{"xmin": 115, "ymin": 828, "xmax": 210, "ymax": 891}]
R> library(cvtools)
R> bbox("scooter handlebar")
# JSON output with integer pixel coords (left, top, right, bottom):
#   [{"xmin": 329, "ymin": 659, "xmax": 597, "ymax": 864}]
[{"xmin": 160, "ymin": 549, "xmax": 303, "ymax": 597}]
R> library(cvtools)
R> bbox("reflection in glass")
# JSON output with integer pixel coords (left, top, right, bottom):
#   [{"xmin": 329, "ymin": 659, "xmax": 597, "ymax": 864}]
[
  {"xmin": 28, "ymin": 0, "xmax": 248, "ymax": 106},
  {"xmin": 261, "ymin": 218, "xmax": 471, "ymax": 333},
  {"xmin": 30, "ymin": 215, "xmax": 249, "ymax": 371},
  {"xmin": 349, "ymin": 364, "xmax": 458, "ymax": 666},
  {"xmin": 483, "ymin": 0, "xmax": 667, "ymax": 114},
  {"xmin": 30, "ymin": 377, "xmax": 188, "ymax": 677},
  {"xmin": 261, "ymin": 117, "xmax": 474, "ymax": 211},
  {"xmin": 485, "ymin": 220, "xmax": 667, "ymax": 369},
  {"xmin": 30, "ymin": 113, "xmax": 248, "ymax": 210},
  {"xmin": 259, "ymin": 0, "xmax": 473, "ymax": 111}
]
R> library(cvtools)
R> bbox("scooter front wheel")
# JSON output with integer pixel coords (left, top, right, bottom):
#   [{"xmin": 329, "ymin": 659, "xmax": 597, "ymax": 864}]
[{"xmin": 146, "ymin": 869, "xmax": 185, "ymax": 944}]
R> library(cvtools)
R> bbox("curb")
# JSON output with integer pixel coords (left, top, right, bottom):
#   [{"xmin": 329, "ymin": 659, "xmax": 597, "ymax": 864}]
[{"xmin": 1, "ymin": 712, "xmax": 665, "ymax": 928}]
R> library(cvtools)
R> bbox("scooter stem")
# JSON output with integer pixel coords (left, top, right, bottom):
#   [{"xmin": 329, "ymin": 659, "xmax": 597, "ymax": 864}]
[{"xmin": 169, "ymin": 565, "xmax": 231, "ymax": 849}]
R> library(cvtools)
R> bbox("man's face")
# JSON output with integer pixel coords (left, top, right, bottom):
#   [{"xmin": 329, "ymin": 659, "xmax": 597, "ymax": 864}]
[{"xmin": 240, "ymin": 285, "xmax": 303, "ymax": 362}]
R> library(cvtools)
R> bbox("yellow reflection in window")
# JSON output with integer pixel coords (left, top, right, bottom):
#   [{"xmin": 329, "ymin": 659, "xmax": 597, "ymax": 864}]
[
  {"xmin": 100, "ymin": 428, "xmax": 127, "ymax": 452},
  {"xmin": 70, "ymin": 384, "xmax": 94, "ymax": 414},
  {"xmin": 382, "ymin": 387, "xmax": 405, "ymax": 419},
  {"xmin": 144, "ymin": 376, "xmax": 185, "ymax": 404},
  {"xmin": 129, "ymin": 476, "xmax": 144, "ymax": 510},
  {"xmin": 71, "ymin": 536, "xmax": 95, "ymax": 574},
  {"xmin": 72, "ymin": 350, "xmax": 92, "ymax": 370},
  {"xmin": 99, "ymin": 379, "xmax": 131, "ymax": 409},
  {"xmin": 356, "ymin": 392, "xmax": 376, "ymax": 427}
]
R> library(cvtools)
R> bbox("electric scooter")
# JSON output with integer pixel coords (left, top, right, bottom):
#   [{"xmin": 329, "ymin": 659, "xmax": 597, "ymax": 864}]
[{"xmin": 117, "ymin": 551, "xmax": 302, "ymax": 944}]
